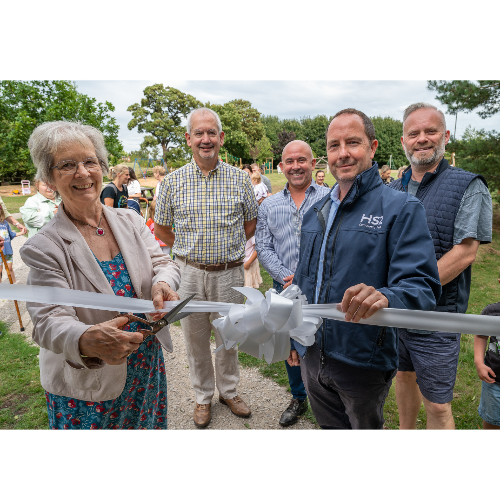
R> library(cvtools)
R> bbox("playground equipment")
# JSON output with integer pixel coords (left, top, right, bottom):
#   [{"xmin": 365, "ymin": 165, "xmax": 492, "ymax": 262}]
[
  {"xmin": 263, "ymin": 158, "xmax": 273, "ymax": 174},
  {"xmin": 21, "ymin": 180, "xmax": 31, "ymax": 195},
  {"xmin": 389, "ymin": 155, "xmax": 395, "ymax": 170},
  {"xmin": 133, "ymin": 158, "xmax": 166, "ymax": 179},
  {"xmin": 220, "ymin": 152, "xmax": 242, "ymax": 167},
  {"xmin": 314, "ymin": 156, "xmax": 328, "ymax": 170}
]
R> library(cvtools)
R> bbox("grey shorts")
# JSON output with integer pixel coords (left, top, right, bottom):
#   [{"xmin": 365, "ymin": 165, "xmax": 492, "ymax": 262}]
[{"xmin": 398, "ymin": 328, "xmax": 461, "ymax": 404}]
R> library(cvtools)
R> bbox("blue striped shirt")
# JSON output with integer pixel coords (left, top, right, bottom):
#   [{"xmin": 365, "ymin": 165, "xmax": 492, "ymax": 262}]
[
  {"xmin": 255, "ymin": 181, "xmax": 330, "ymax": 284},
  {"xmin": 315, "ymin": 184, "xmax": 341, "ymax": 303}
]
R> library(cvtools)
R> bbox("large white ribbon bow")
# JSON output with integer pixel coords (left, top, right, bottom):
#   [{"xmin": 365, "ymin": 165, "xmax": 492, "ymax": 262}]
[{"xmin": 213, "ymin": 285, "xmax": 322, "ymax": 364}]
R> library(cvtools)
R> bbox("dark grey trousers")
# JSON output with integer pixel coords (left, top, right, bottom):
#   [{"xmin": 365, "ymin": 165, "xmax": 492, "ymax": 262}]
[{"xmin": 300, "ymin": 343, "xmax": 396, "ymax": 429}]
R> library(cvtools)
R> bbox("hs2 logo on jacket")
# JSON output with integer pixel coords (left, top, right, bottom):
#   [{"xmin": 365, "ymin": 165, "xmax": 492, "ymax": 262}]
[{"xmin": 359, "ymin": 214, "xmax": 383, "ymax": 229}]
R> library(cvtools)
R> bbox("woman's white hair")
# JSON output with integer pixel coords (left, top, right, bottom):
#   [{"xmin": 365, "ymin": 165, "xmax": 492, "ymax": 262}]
[
  {"xmin": 28, "ymin": 121, "xmax": 109, "ymax": 184},
  {"xmin": 186, "ymin": 107, "xmax": 222, "ymax": 134}
]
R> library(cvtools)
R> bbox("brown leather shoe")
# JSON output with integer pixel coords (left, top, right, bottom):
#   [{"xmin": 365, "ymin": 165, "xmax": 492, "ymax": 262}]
[
  {"xmin": 219, "ymin": 395, "xmax": 251, "ymax": 418},
  {"xmin": 193, "ymin": 403, "xmax": 211, "ymax": 428}
]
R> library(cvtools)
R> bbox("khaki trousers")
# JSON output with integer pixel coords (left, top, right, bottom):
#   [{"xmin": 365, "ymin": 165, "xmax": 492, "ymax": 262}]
[{"xmin": 177, "ymin": 258, "xmax": 244, "ymax": 404}]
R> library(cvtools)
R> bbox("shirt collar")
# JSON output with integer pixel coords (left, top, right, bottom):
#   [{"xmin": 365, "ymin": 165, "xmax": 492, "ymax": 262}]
[
  {"xmin": 284, "ymin": 179, "xmax": 319, "ymax": 196},
  {"xmin": 330, "ymin": 184, "xmax": 341, "ymax": 204},
  {"xmin": 192, "ymin": 159, "xmax": 221, "ymax": 177}
]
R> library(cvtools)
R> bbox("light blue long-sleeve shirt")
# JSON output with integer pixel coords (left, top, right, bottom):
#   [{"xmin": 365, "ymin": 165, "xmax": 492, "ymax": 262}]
[
  {"xmin": 256, "ymin": 181, "xmax": 330, "ymax": 284},
  {"xmin": 315, "ymin": 184, "xmax": 341, "ymax": 303}
]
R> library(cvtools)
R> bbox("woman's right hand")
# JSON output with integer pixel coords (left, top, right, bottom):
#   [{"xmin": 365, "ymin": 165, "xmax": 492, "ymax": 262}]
[{"xmin": 79, "ymin": 316, "xmax": 143, "ymax": 365}]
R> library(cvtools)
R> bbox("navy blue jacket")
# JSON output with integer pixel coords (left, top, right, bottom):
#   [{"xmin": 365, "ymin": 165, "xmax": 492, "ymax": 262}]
[{"xmin": 293, "ymin": 164, "xmax": 442, "ymax": 371}]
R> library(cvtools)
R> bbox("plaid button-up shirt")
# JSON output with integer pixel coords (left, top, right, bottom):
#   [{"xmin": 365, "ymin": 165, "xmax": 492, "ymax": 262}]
[{"xmin": 154, "ymin": 160, "xmax": 258, "ymax": 264}]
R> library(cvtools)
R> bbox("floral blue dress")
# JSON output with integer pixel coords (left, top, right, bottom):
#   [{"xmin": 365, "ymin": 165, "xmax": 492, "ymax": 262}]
[{"xmin": 45, "ymin": 252, "xmax": 168, "ymax": 429}]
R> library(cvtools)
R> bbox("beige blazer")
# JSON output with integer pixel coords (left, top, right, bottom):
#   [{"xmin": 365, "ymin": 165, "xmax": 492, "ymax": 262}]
[{"xmin": 20, "ymin": 204, "xmax": 181, "ymax": 402}]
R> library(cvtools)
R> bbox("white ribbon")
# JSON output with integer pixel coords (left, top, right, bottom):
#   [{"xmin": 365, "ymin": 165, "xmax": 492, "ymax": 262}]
[
  {"xmin": 212, "ymin": 285, "xmax": 322, "ymax": 364},
  {"xmin": 2, "ymin": 283, "xmax": 500, "ymax": 364}
]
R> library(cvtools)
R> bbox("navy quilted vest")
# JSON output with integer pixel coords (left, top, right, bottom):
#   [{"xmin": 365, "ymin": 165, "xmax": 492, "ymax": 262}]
[{"xmin": 391, "ymin": 158, "xmax": 486, "ymax": 313}]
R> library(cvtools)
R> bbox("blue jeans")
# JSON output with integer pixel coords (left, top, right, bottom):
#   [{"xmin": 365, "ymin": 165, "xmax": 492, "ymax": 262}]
[{"xmin": 273, "ymin": 279, "xmax": 307, "ymax": 401}]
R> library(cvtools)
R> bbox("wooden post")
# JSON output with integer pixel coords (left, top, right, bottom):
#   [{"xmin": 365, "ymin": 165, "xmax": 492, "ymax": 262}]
[{"xmin": 0, "ymin": 248, "xmax": 24, "ymax": 331}]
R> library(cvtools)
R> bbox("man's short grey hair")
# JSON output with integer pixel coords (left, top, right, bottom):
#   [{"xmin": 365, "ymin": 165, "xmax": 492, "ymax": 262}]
[
  {"xmin": 403, "ymin": 103, "xmax": 447, "ymax": 131},
  {"xmin": 28, "ymin": 121, "xmax": 109, "ymax": 184},
  {"xmin": 186, "ymin": 107, "xmax": 222, "ymax": 134}
]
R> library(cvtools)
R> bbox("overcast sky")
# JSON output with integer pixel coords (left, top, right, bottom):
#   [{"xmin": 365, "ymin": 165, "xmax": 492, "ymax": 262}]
[{"xmin": 74, "ymin": 80, "xmax": 500, "ymax": 154}]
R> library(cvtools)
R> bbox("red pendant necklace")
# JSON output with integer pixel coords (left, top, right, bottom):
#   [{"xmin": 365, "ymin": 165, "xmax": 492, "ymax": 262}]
[{"xmin": 66, "ymin": 208, "xmax": 106, "ymax": 236}]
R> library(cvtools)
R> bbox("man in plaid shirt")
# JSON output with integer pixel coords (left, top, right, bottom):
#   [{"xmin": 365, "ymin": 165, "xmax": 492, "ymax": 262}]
[{"xmin": 154, "ymin": 107, "xmax": 258, "ymax": 428}]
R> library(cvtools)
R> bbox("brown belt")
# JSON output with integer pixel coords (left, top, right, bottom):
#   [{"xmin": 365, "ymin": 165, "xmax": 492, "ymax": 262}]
[{"xmin": 175, "ymin": 255, "xmax": 243, "ymax": 272}]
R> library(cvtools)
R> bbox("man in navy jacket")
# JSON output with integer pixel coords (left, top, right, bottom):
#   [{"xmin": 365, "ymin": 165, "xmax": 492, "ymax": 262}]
[{"xmin": 293, "ymin": 109, "xmax": 441, "ymax": 429}]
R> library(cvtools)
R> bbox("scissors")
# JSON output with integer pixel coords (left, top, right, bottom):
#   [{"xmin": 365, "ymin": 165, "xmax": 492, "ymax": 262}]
[{"xmin": 117, "ymin": 294, "xmax": 195, "ymax": 339}]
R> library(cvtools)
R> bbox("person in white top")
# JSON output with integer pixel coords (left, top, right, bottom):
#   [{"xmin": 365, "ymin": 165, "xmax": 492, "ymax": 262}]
[
  {"xmin": 20, "ymin": 180, "xmax": 61, "ymax": 239},
  {"xmin": 243, "ymin": 235, "xmax": 262, "ymax": 288},
  {"xmin": 153, "ymin": 165, "xmax": 167, "ymax": 200},
  {"xmin": 250, "ymin": 169, "xmax": 268, "ymax": 204},
  {"xmin": 127, "ymin": 168, "xmax": 142, "ymax": 198}
]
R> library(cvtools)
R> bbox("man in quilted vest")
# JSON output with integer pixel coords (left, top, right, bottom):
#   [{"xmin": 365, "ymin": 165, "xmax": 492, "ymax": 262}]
[{"xmin": 391, "ymin": 103, "xmax": 492, "ymax": 429}]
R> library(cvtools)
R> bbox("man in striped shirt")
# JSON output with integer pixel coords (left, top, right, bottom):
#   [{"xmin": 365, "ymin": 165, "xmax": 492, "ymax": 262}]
[
  {"xmin": 154, "ymin": 107, "xmax": 259, "ymax": 428},
  {"xmin": 256, "ymin": 140, "xmax": 330, "ymax": 426}
]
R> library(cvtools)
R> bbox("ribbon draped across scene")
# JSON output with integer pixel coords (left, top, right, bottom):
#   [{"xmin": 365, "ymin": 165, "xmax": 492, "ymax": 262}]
[{"xmin": 1, "ymin": 283, "xmax": 500, "ymax": 364}]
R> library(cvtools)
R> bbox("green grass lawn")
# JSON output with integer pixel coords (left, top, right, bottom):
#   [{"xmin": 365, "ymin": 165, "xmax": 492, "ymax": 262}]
[
  {"xmin": 1, "ymin": 186, "xmax": 498, "ymax": 429},
  {"xmin": 1, "ymin": 194, "xmax": 31, "ymax": 214},
  {"xmin": 0, "ymin": 322, "xmax": 48, "ymax": 429}
]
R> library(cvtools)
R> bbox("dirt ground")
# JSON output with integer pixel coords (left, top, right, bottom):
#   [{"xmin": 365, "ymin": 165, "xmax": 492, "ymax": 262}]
[{"xmin": 0, "ymin": 184, "xmax": 36, "ymax": 197}]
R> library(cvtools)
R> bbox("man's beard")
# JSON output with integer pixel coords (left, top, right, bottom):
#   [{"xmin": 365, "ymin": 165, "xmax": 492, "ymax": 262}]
[{"xmin": 405, "ymin": 138, "xmax": 446, "ymax": 168}]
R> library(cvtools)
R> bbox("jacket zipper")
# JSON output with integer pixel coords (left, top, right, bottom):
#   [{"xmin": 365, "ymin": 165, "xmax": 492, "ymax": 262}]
[
  {"xmin": 376, "ymin": 327, "xmax": 387, "ymax": 347},
  {"xmin": 319, "ymin": 212, "xmax": 345, "ymax": 367},
  {"xmin": 317, "ymin": 182, "xmax": 359, "ymax": 367}
]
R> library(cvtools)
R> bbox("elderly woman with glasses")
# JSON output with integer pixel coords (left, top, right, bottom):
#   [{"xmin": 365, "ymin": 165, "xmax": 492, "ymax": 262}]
[{"xmin": 20, "ymin": 121, "xmax": 181, "ymax": 430}]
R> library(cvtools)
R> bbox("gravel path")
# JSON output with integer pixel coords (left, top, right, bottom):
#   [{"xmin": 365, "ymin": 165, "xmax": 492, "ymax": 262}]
[{"xmin": 1, "ymin": 235, "xmax": 317, "ymax": 430}]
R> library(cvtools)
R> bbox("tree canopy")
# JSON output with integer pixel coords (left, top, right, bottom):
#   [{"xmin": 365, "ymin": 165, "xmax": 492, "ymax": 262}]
[
  {"xmin": 209, "ymin": 99, "xmax": 265, "ymax": 162},
  {"xmin": 371, "ymin": 116, "xmax": 407, "ymax": 168},
  {"xmin": 262, "ymin": 114, "xmax": 331, "ymax": 163},
  {"xmin": 127, "ymin": 84, "xmax": 201, "ymax": 165},
  {"xmin": 428, "ymin": 80, "xmax": 500, "ymax": 118},
  {"xmin": 0, "ymin": 80, "xmax": 122, "ymax": 181},
  {"xmin": 428, "ymin": 79, "xmax": 500, "ymax": 192}
]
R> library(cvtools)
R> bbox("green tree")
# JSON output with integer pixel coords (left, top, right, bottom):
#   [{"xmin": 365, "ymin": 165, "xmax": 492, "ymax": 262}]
[
  {"xmin": 428, "ymin": 80, "xmax": 500, "ymax": 118},
  {"xmin": 371, "ymin": 116, "xmax": 407, "ymax": 168},
  {"xmin": 127, "ymin": 84, "xmax": 201, "ymax": 163},
  {"xmin": 448, "ymin": 127, "xmax": 500, "ymax": 192},
  {"xmin": 209, "ymin": 99, "xmax": 265, "ymax": 162},
  {"xmin": 262, "ymin": 114, "xmax": 330, "ymax": 162},
  {"xmin": 300, "ymin": 115, "xmax": 330, "ymax": 158},
  {"xmin": 256, "ymin": 136, "xmax": 273, "ymax": 163},
  {"xmin": 261, "ymin": 115, "xmax": 282, "ymax": 147},
  {"xmin": 0, "ymin": 80, "xmax": 122, "ymax": 181},
  {"xmin": 428, "ymin": 79, "xmax": 500, "ymax": 191},
  {"xmin": 272, "ymin": 130, "xmax": 297, "ymax": 161}
]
